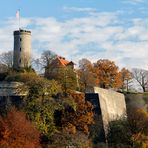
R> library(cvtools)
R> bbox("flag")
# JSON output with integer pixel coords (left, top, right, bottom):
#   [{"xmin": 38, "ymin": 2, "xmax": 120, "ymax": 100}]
[{"xmin": 16, "ymin": 10, "xmax": 20, "ymax": 19}]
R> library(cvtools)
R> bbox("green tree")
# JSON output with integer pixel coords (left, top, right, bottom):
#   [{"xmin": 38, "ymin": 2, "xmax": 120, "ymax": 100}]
[
  {"xmin": 20, "ymin": 73, "xmax": 62, "ymax": 138},
  {"xmin": 6, "ymin": 72, "xmax": 62, "ymax": 138},
  {"xmin": 107, "ymin": 118, "xmax": 132, "ymax": 148},
  {"xmin": 53, "ymin": 67, "xmax": 77, "ymax": 95}
]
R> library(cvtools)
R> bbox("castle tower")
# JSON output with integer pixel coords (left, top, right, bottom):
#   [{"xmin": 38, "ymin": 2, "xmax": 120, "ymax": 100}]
[{"xmin": 13, "ymin": 29, "xmax": 32, "ymax": 70}]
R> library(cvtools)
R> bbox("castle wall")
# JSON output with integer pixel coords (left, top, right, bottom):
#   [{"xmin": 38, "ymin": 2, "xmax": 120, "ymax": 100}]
[
  {"xmin": 0, "ymin": 82, "xmax": 26, "ymax": 96},
  {"xmin": 93, "ymin": 87, "xmax": 126, "ymax": 133}
]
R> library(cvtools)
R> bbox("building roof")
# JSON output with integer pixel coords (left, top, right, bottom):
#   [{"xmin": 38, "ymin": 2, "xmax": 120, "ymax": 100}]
[
  {"xmin": 56, "ymin": 56, "xmax": 74, "ymax": 66},
  {"xmin": 46, "ymin": 56, "xmax": 74, "ymax": 69},
  {"xmin": 57, "ymin": 56, "xmax": 70, "ymax": 66}
]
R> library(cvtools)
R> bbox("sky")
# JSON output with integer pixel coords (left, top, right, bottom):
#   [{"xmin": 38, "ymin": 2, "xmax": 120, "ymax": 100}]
[{"xmin": 0, "ymin": 0, "xmax": 148, "ymax": 70}]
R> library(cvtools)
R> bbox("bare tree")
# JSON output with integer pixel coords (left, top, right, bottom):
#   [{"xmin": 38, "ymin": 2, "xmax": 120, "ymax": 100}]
[
  {"xmin": 0, "ymin": 51, "xmax": 13, "ymax": 68},
  {"xmin": 79, "ymin": 58, "xmax": 97, "ymax": 92},
  {"xmin": 41, "ymin": 50, "xmax": 57, "ymax": 67},
  {"xmin": 0, "ymin": 64, "xmax": 8, "ymax": 73},
  {"xmin": 132, "ymin": 68, "xmax": 148, "ymax": 92},
  {"xmin": 32, "ymin": 50, "xmax": 56, "ymax": 74}
]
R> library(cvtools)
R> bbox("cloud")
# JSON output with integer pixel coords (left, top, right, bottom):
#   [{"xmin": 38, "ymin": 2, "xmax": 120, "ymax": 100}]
[
  {"xmin": 123, "ymin": 0, "xmax": 148, "ymax": 4},
  {"xmin": 0, "ymin": 10, "xmax": 148, "ymax": 70},
  {"xmin": 63, "ymin": 6, "xmax": 97, "ymax": 13}
]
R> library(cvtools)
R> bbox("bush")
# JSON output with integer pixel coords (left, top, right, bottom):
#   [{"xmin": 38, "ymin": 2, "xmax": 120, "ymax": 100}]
[
  {"xmin": 48, "ymin": 132, "xmax": 92, "ymax": 148},
  {"xmin": 107, "ymin": 118, "xmax": 132, "ymax": 147}
]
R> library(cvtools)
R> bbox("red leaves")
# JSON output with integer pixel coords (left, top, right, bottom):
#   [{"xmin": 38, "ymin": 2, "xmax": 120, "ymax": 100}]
[{"xmin": 0, "ymin": 108, "xmax": 41, "ymax": 148}]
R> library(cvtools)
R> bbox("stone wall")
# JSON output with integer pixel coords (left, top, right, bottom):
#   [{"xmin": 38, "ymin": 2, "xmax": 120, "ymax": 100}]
[
  {"xmin": 0, "ymin": 81, "xmax": 26, "ymax": 96},
  {"xmin": 94, "ymin": 87, "xmax": 126, "ymax": 133}
]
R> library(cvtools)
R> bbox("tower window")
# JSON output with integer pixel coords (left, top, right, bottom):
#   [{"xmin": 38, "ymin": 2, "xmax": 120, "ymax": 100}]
[
  {"xmin": 19, "ymin": 59, "xmax": 21, "ymax": 64},
  {"xmin": 20, "ymin": 38, "xmax": 22, "ymax": 42},
  {"xmin": 20, "ymin": 48, "xmax": 21, "ymax": 51}
]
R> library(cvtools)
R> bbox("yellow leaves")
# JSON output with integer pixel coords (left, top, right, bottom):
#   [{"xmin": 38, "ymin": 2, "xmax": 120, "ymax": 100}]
[
  {"xmin": 128, "ymin": 108, "xmax": 148, "ymax": 147},
  {"xmin": 132, "ymin": 133, "xmax": 148, "ymax": 148},
  {"xmin": 63, "ymin": 123, "xmax": 76, "ymax": 134}
]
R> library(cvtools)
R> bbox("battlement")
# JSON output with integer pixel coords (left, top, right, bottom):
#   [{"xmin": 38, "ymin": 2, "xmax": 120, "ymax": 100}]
[{"xmin": 14, "ymin": 29, "xmax": 31, "ymax": 35}]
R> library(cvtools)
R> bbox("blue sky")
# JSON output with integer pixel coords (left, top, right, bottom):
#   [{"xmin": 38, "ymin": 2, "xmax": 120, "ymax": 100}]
[{"xmin": 0, "ymin": 0, "xmax": 148, "ymax": 70}]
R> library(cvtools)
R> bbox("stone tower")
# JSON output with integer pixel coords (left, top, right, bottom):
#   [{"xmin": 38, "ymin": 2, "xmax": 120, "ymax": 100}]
[{"xmin": 13, "ymin": 29, "xmax": 31, "ymax": 70}]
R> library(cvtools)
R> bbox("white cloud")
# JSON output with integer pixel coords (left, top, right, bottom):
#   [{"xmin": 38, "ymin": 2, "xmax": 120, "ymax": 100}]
[
  {"xmin": 63, "ymin": 6, "xmax": 97, "ymax": 13},
  {"xmin": 0, "ymin": 10, "xmax": 148, "ymax": 70},
  {"xmin": 123, "ymin": 0, "xmax": 148, "ymax": 4}
]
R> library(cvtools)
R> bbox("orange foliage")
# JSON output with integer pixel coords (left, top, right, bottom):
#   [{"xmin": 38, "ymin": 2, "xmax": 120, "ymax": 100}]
[
  {"xmin": 94, "ymin": 59, "xmax": 123, "ymax": 89},
  {"xmin": 128, "ymin": 109, "xmax": 148, "ymax": 134},
  {"xmin": 61, "ymin": 93, "xmax": 94, "ymax": 134},
  {"xmin": 120, "ymin": 68, "xmax": 133, "ymax": 91},
  {"xmin": 0, "ymin": 108, "xmax": 41, "ymax": 148}
]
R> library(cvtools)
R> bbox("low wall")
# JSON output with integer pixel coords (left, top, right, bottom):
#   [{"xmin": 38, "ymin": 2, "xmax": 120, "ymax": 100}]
[{"xmin": 0, "ymin": 81, "xmax": 26, "ymax": 96}]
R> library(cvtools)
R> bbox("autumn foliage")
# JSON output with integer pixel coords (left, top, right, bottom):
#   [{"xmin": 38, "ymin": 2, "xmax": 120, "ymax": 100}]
[
  {"xmin": 94, "ymin": 59, "xmax": 123, "ymax": 89},
  {"xmin": 128, "ymin": 108, "xmax": 148, "ymax": 147},
  {"xmin": 0, "ymin": 108, "xmax": 41, "ymax": 148},
  {"xmin": 59, "ymin": 93, "xmax": 94, "ymax": 134},
  {"xmin": 107, "ymin": 108, "xmax": 148, "ymax": 147}
]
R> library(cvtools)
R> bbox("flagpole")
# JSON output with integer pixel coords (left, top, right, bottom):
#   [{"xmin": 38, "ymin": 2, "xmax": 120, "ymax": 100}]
[
  {"xmin": 19, "ymin": 9, "xmax": 20, "ymax": 29},
  {"xmin": 19, "ymin": 10, "xmax": 20, "ymax": 29},
  {"xmin": 16, "ymin": 9, "xmax": 20, "ymax": 30}
]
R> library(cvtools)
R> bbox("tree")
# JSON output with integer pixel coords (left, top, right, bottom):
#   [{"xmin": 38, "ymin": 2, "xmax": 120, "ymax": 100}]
[
  {"xmin": 128, "ymin": 108, "xmax": 148, "ymax": 147},
  {"xmin": 0, "ymin": 107, "xmax": 41, "ymax": 148},
  {"xmin": 33, "ymin": 50, "xmax": 57, "ymax": 74},
  {"xmin": 0, "ymin": 51, "xmax": 13, "ymax": 69},
  {"xmin": 49, "ymin": 132, "xmax": 92, "ymax": 148},
  {"xmin": 55, "ymin": 93, "xmax": 94, "ymax": 135},
  {"xmin": 94, "ymin": 59, "xmax": 123, "ymax": 89},
  {"xmin": 132, "ymin": 68, "xmax": 148, "ymax": 92},
  {"xmin": 20, "ymin": 73, "xmax": 62, "ymax": 138},
  {"xmin": 107, "ymin": 108, "xmax": 148, "ymax": 147},
  {"xmin": 41, "ymin": 50, "xmax": 57, "ymax": 68},
  {"xmin": 5, "ymin": 72, "xmax": 62, "ymax": 138},
  {"xmin": 78, "ymin": 58, "xmax": 97, "ymax": 92},
  {"xmin": 0, "ymin": 64, "xmax": 8, "ymax": 73},
  {"xmin": 121, "ymin": 68, "xmax": 133, "ymax": 92},
  {"xmin": 0, "ymin": 64, "xmax": 8, "ymax": 81},
  {"xmin": 56, "ymin": 67, "xmax": 77, "ymax": 95},
  {"xmin": 107, "ymin": 118, "xmax": 132, "ymax": 147}
]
